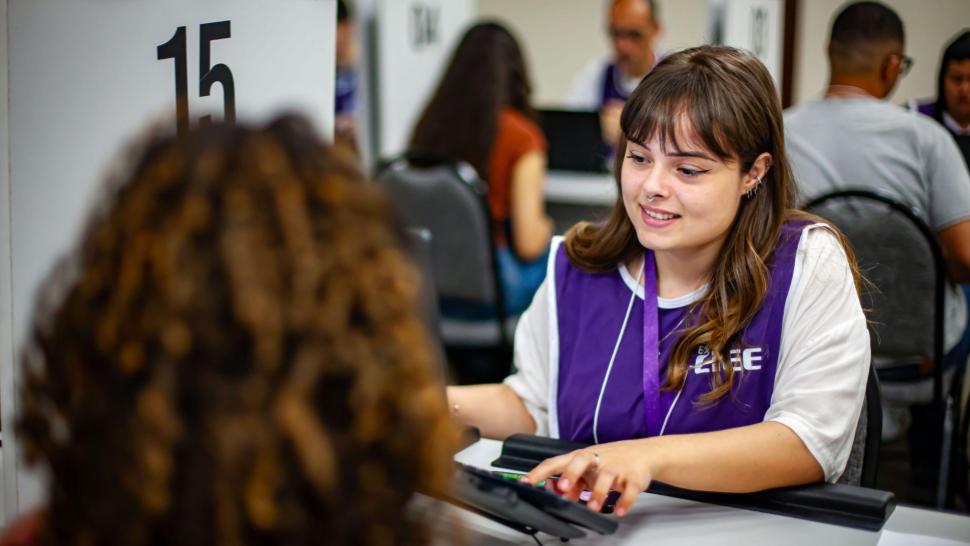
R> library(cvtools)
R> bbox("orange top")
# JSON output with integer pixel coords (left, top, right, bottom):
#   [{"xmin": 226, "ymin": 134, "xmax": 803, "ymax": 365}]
[
  {"xmin": 487, "ymin": 108, "xmax": 547, "ymax": 245},
  {"xmin": 0, "ymin": 510, "xmax": 43, "ymax": 546}
]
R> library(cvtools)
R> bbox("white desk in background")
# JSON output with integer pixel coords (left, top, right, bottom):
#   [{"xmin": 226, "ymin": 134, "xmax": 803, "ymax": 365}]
[
  {"xmin": 543, "ymin": 171, "xmax": 616, "ymax": 233},
  {"xmin": 451, "ymin": 439, "xmax": 970, "ymax": 546},
  {"xmin": 544, "ymin": 170, "xmax": 616, "ymax": 206}
]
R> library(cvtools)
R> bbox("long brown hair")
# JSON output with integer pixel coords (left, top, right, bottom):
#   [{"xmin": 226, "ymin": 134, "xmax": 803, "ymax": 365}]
[
  {"xmin": 408, "ymin": 21, "xmax": 535, "ymax": 179},
  {"xmin": 18, "ymin": 116, "xmax": 457, "ymax": 546},
  {"xmin": 566, "ymin": 46, "xmax": 860, "ymax": 401}
]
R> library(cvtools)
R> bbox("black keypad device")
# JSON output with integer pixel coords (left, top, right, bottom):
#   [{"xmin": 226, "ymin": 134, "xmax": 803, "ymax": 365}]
[{"xmin": 454, "ymin": 463, "xmax": 619, "ymax": 537}]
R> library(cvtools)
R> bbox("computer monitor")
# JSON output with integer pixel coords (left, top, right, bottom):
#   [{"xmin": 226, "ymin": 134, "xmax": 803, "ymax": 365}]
[{"xmin": 538, "ymin": 109, "xmax": 610, "ymax": 173}]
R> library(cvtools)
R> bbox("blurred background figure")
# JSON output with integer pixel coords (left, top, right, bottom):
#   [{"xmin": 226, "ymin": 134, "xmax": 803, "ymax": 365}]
[
  {"xmin": 566, "ymin": 0, "xmax": 662, "ymax": 148},
  {"xmin": 335, "ymin": 0, "xmax": 359, "ymax": 153},
  {"xmin": 785, "ymin": 2, "xmax": 970, "ymax": 379},
  {"xmin": 409, "ymin": 21, "xmax": 553, "ymax": 317},
  {"xmin": 785, "ymin": 1, "xmax": 970, "ymax": 506},
  {"xmin": 910, "ymin": 29, "xmax": 970, "ymax": 168},
  {"xmin": 7, "ymin": 116, "xmax": 456, "ymax": 546}
]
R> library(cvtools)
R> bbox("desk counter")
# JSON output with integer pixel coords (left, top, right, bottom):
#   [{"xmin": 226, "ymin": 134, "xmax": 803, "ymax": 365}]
[
  {"xmin": 545, "ymin": 171, "xmax": 616, "ymax": 206},
  {"xmin": 452, "ymin": 439, "xmax": 970, "ymax": 546}
]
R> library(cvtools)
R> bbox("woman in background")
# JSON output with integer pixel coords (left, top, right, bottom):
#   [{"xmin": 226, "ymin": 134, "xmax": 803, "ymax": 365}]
[
  {"xmin": 912, "ymin": 29, "xmax": 970, "ymax": 167},
  {"xmin": 8, "ymin": 116, "xmax": 456, "ymax": 546},
  {"xmin": 409, "ymin": 22, "xmax": 553, "ymax": 315}
]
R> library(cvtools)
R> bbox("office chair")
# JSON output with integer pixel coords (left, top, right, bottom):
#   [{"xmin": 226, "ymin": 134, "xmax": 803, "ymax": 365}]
[
  {"xmin": 806, "ymin": 189, "xmax": 958, "ymax": 506},
  {"xmin": 376, "ymin": 155, "xmax": 514, "ymax": 383}
]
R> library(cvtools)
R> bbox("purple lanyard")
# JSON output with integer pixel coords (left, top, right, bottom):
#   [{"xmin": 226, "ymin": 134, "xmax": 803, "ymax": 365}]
[{"xmin": 641, "ymin": 251, "xmax": 664, "ymax": 437}]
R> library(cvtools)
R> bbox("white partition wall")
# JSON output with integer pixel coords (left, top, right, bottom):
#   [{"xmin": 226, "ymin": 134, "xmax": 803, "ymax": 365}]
[
  {"xmin": 373, "ymin": 0, "xmax": 475, "ymax": 159},
  {"xmin": 0, "ymin": 0, "xmax": 12, "ymax": 526},
  {"xmin": 709, "ymin": 0, "xmax": 784, "ymax": 90},
  {"xmin": 2, "ymin": 0, "xmax": 335, "ymax": 522}
]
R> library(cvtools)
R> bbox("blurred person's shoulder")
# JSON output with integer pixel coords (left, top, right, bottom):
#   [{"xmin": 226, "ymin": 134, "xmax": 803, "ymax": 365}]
[
  {"xmin": 903, "ymin": 102, "xmax": 963, "ymax": 147},
  {"xmin": 565, "ymin": 56, "xmax": 612, "ymax": 109},
  {"xmin": 0, "ymin": 510, "xmax": 44, "ymax": 546},
  {"xmin": 499, "ymin": 108, "xmax": 546, "ymax": 150}
]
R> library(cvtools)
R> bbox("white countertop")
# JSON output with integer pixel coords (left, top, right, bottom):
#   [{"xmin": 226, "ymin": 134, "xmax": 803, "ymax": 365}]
[
  {"xmin": 545, "ymin": 170, "xmax": 616, "ymax": 206},
  {"xmin": 452, "ymin": 439, "xmax": 970, "ymax": 546}
]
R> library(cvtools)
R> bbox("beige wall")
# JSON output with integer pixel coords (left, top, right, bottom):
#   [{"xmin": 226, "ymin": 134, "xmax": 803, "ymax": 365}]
[
  {"xmin": 794, "ymin": 0, "xmax": 970, "ymax": 105},
  {"xmin": 478, "ymin": 0, "xmax": 970, "ymax": 107},
  {"xmin": 476, "ymin": 0, "xmax": 708, "ymax": 107}
]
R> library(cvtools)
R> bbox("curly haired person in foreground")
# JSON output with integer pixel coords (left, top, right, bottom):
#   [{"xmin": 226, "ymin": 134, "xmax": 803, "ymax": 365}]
[{"xmin": 8, "ymin": 115, "xmax": 456, "ymax": 546}]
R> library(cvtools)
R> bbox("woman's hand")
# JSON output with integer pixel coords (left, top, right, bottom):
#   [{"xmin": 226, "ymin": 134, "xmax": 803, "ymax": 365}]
[{"xmin": 522, "ymin": 439, "xmax": 653, "ymax": 517}]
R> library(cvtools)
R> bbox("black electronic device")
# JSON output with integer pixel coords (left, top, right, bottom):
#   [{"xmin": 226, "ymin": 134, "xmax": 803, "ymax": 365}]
[
  {"xmin": 491, "ymin": 433, "xmax": 588, "ymax": 471},
  {"xmin": 538, "ymin": 108, "xmax": 610, "ymax": 173},
  {"xmin": 450, "ymin": 463, "xmax": 619, "ymax": 539}
]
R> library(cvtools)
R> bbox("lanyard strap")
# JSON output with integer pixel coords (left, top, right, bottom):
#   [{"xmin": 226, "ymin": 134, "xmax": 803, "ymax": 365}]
[{"xmin": 641, "ymin": 251, "xmax": 664, "ymax": 436}]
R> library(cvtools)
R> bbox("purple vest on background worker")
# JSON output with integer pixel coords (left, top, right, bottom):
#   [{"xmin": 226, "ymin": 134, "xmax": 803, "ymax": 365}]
[
  {"xmin": 598, "ymin": 63, "xmax": 631, "ymax": 110},
  {"xmin": 554, "ymin": 222, "xmax": 806, "ymax": 444}
]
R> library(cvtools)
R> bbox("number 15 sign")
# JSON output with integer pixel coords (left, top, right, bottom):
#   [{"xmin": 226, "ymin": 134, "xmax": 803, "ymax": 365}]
[{"xmin": 4, "ymin": 0, "xmax": 335, "ymax": 513}]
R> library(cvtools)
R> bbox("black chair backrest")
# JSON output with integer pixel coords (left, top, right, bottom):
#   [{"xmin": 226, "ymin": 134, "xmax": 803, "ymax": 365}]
[
  {"xmin": 805, "ymin": 190, "xmax": 947, "ymax": 407},
  {"xmin": 406, "ymin": 228, "xmax": 447, "ymax": 372},
  {"xmin": 376, "ymin": 157, "xmax": 510, "ymax": 348},
  {"xmin": 840, "ymin": 363, "xmax": 882, "ymax": 487}
]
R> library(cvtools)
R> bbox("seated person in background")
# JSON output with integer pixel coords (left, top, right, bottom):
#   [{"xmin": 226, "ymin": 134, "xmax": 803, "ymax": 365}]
[
  {"xmin": 409, "ymin": 22, "xmax": 553, "ymax": 315},
  {"xmin": 566, "ymin": 0, "xmax": 662, "ymax": 148},
  {"xmin": 784, "ymin": 3, "xmax": 970, "ymax": 401},
  {"xmin": 7, "ymin": 116, "xmax": 457, "ymax": 546},
  {"xmin": 334, "ymin": 0, "xmax": 360, "ymax": 153},
  {"xmin": 909, "ymin": 30, "xmax": 970, "ymax": 168},
  {"xmin": 449, "ymin": 46, "xmax": 869, "ymax": 517}
]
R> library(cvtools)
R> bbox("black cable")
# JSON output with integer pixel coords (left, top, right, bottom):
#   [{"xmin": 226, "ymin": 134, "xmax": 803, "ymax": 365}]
[{"xmin": 530, "ymin": 534, "xmax": 543, "ymax": 546}]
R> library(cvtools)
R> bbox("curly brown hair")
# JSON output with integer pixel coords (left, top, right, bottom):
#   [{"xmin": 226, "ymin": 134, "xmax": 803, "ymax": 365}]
[{"xmin": 17, "ymin": 115, "xmax": 458, "ymax": 546}]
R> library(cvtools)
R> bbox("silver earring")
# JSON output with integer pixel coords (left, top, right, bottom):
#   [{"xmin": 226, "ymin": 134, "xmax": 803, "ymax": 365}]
[{"xmin": 745, "ymin": 178, "xmax": 762, "ymax": 198}]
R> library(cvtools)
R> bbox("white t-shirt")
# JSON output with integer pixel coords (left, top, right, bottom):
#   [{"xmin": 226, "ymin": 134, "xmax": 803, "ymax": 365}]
[{"xmin": 504, "ymin": 225, "xmax": 870, "ymax": 483}]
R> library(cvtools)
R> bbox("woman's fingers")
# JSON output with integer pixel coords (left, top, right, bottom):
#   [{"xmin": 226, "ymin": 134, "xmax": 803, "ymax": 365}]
[
  {"xmin": 557, "ymin": 450, "xmax": 597, "ymax": 495},
  {"xmin": 523, "ymin": 446, "xmax": 647, "ymax": 516},
  {"xmin": 523, "ymin": 454, "xmax": 568, "ymax": 486},
  {"xmin": 615, "ymin": 478, "xmax": 643, "ymax": 517},
  {"xmin": 586, "ymin": 469, "xmax": 616, "ymax": 512}
]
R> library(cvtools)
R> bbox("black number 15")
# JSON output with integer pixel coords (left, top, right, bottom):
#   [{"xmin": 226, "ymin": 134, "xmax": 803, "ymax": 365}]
[{"xmin": 157, "ymin": 21, "xmax": 237, "ymax": 135}]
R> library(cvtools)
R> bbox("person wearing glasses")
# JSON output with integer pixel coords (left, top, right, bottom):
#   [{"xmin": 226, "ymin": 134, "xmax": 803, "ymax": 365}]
[
  {"xmin": 566, "ymin": 0, "xmax": 662, "ymax": 149},
  {"xmin": 785, "ymin": 1, "xmax": 970, "ymax": 503}
]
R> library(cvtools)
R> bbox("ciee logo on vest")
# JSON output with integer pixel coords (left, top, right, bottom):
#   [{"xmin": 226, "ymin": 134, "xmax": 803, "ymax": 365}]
[{"xmin": 692, "ymin": 346, "xmax": 763, "ymax": 374}]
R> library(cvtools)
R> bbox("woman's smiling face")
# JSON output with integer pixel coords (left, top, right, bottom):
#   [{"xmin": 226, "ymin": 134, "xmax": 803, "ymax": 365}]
[{"xmin": 619, "ymin": 124, "xmax": 754, "ymax": 259}]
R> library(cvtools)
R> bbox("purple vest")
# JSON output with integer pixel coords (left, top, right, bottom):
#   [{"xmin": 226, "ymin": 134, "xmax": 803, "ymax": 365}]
[
  {"xmin": 599, "ymin": 64, "xmax": 631, "ymax": 109},
  {"xmin": 335, "ymin": 68, "xmax": 357, "ymax": 114},
  {"xmin": 554, "ymin": 223, "xmax": 805, "ymax": 443},
  {"xmin": 915, "ymin": 100, "xmax": 938, "ymax": 119}
]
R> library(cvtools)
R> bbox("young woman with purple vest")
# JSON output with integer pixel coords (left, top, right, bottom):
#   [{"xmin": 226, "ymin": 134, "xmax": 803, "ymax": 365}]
[{"xmin": 446, "ymin": 45, "xmax": 870, "ymax": 517}]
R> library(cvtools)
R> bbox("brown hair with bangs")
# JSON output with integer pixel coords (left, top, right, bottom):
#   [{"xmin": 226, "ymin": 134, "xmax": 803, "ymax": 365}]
[{"xmin": 565, "ymin": 46, "xmax": 860, "ymax": 402}]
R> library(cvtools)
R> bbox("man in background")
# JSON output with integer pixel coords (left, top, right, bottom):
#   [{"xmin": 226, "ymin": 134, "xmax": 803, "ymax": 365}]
[
  {"xmin": 785, "ymin": 0, "xmax": 970, "ymax": 503},
  {"xmin": 566, "ymin": 0, "xmax": 662, "ymax": 147}
]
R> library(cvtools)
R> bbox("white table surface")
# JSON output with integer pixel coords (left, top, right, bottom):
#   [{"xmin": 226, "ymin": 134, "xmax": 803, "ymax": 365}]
[
  {"xmin": 545, "ymin": 170, "xmax": 616, "ymax": 206},
  {"xmin": 451, "ymin": 439, "xmax": 970, "ymax": 546}
]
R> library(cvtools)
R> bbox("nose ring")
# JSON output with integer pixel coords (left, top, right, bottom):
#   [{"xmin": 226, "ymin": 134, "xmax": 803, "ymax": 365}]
[{"xmin": 646, "ymin": 194, "xmax": 657, "ymax": 203}]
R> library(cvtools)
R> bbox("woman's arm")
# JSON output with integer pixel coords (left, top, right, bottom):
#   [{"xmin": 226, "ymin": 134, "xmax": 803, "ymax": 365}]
[
  {"xmin": 525, "ymin": 421, "xmax": 822, "ymax": 515},
  {"xmin": 446, "ymin": 384, "xmax": 537, "ymax": 439},
  {"xmin": 527, "ymin": 226, "xmax": 868, "ymax": 516},
  {"xmin": 509, "ymin": 150, "xmax": 554, "ymax": 261}
]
